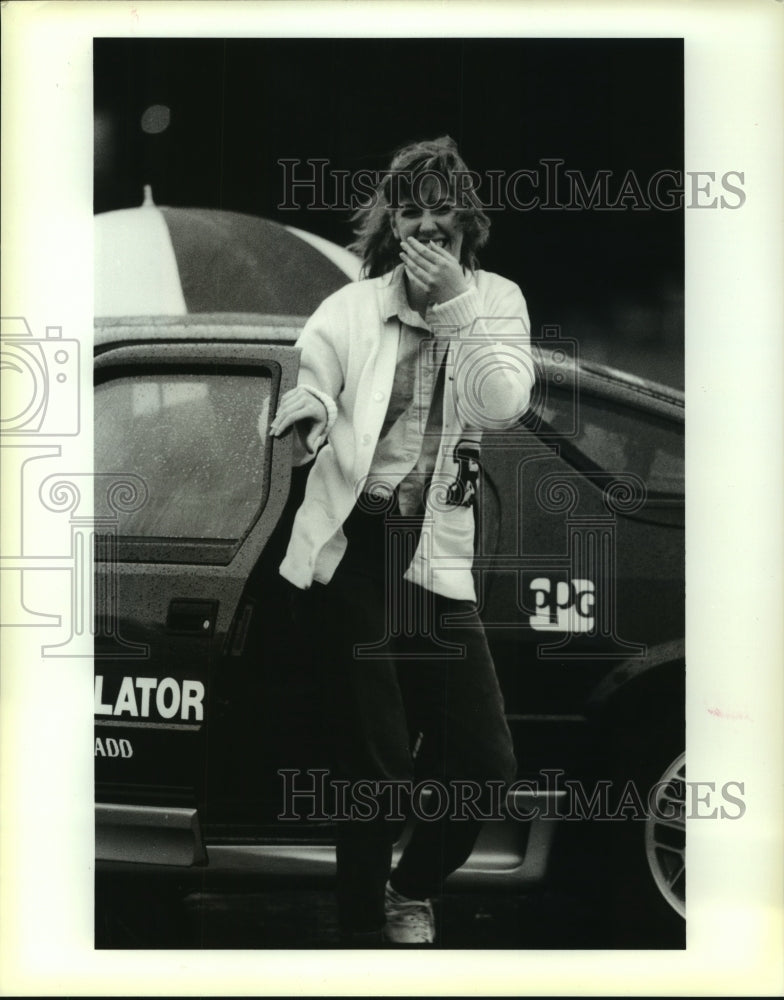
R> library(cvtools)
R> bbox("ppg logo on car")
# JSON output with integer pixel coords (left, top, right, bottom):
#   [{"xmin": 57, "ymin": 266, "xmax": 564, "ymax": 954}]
[
  {"xmin": 529, "ymin": 577, "xmax": 595, "ymax": 631},
  {"xmin": 0, "ymin": 317, "xmax": 80, "ymax": 436}
]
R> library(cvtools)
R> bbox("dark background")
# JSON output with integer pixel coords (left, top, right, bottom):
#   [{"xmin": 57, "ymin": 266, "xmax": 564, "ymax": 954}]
[{"xmin": 94, "ymin": 38, "xmax": 684, "ymax": 388}]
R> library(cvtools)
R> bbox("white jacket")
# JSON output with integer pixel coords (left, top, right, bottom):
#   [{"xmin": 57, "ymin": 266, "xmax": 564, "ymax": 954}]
[{"xmin": 279, "ymin": 265, "xmax": 534, "ymax": 601}]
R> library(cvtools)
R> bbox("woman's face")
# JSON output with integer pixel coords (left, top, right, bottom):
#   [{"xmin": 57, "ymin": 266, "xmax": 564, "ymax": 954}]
[{"xmin": 390, "ymin": 184, "xmax": 465, "ymax": 264}]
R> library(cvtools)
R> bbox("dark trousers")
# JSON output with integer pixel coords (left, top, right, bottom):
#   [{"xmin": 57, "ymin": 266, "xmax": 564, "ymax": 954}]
[{"xmin": 298, "ymin": 499, "xmax": 517, "ymax": 932}]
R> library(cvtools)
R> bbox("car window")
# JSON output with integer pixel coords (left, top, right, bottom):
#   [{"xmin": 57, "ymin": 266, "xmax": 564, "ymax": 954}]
[
  {"xmin": 95, "ymin": 373, "xmax": 272, "ymax": 540},
  {"xmin": 538, "ymin": 390, "xmax": 683, "ymax": 496}
]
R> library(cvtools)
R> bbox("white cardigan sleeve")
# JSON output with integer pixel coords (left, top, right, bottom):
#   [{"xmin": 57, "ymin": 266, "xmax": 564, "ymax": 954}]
[
  {"xmin": 290, "ymin": 297, "xmax": 346, "ymax": 464},
  {"xmin": 427, "ymin": 276, "xmax": 534, "ymax": 430}
]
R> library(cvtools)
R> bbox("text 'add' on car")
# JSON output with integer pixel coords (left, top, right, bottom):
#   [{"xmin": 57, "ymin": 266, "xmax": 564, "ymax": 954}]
[{"xmin": 94, "ymin": 200, "xmax": 685, "ymax": 948}]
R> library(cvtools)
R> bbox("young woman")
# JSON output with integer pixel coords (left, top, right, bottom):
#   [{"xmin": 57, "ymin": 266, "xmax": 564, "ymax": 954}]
[{"xmin": 270, "ymin": 136, "xmax": 534, "ymax": 945}]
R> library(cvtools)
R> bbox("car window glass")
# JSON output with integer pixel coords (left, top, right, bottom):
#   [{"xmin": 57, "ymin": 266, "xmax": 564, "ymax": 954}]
[
  {"xmin": 539, "ymin": 390, "xmax": 683, "ymax": 496},
  {"xmin": 95, "ymin": 373, "xmax": 271, "ymax": 539}
]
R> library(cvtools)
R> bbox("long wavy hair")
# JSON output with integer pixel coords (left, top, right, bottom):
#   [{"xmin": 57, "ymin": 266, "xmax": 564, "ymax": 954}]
[{"xmin": 348, "ymin": 136, "xmax": 491, "ymax": 279}]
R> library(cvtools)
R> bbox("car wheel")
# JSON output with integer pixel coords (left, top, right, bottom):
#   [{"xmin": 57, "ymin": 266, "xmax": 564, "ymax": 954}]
[
  {"xmin": 553, "ymin": 697, "xmax": 686, "ymax": 948},
  {"xmin": 599, "ymin": 702, "xmax": 686, "ymax": 946},
  {"xmin": 645, "ymin": 749, "xmax": 686, "ymax": 919}
]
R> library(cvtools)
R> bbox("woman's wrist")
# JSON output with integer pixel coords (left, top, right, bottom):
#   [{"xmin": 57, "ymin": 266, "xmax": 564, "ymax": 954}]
[
  {"xmin": 299, "ymin": 384, "xmax": 336, "ymax": 431},
  {"xmin": 430, "ymin": 278, "xmax": 470, "ymax": 305},
  {"xmin": 427, "ymin": 285, "xmax": 479, "ymax": 327}
]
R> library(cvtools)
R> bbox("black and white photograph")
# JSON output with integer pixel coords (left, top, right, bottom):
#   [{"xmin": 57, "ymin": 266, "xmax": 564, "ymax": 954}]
[
  {"xmin": 1, "ymin": 0, "xmax": 783, "ymax": 995},
  {"xmin": 92, "ymin": 34, "xmax": 689, "ymax": 951}
]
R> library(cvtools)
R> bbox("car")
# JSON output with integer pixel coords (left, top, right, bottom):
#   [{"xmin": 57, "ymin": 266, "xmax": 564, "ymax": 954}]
[{"xmin": 93, "ymin": 205, "xmax": 685, "ymax": 947}]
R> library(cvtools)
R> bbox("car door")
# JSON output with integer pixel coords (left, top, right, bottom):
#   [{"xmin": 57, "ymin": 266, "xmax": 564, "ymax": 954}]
[
  {"xmin": 93, "ymin": 319, "xmax": 300, "ymax": 865},
  {"xmin": 474, "ymin": 351, "xmax": 685, "ymax": 776}
]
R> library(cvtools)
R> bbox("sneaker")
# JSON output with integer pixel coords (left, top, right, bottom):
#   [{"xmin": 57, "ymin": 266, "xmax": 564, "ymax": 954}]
[{"xmin": 383, "ymin": 882, "xmax": 435, "ymax": 944}]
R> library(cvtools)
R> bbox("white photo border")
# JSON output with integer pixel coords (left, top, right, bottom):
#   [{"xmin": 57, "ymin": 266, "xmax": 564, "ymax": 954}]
[{"xmin": 1, "ymin": 0, "xmax": 782, "ymax": 995}]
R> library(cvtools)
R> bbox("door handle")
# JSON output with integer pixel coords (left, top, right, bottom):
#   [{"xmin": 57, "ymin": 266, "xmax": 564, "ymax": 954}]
[{"xmin": 166, "ymin": 599, "xmax": 218, "ymax": 636}]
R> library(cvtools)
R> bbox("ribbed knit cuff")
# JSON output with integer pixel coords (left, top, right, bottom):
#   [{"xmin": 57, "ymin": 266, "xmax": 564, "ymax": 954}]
[
  {"xmin": 428, "ymin": 286, "xmax": 481, "ymax": 331},
  {"xmin": 300, "ymin": 384, "xmax": 338, "ymax": 435}
]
